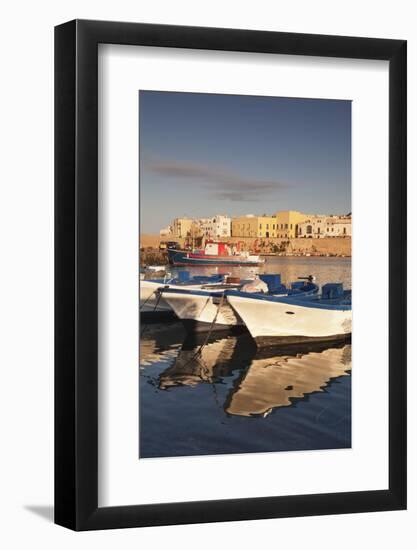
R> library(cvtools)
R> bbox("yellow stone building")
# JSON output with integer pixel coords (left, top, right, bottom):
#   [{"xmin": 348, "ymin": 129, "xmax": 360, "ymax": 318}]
[
  {"xmin": 274, "ymin": 211, "xmax": 309, "ymax": 239},
  {"xmin": 172, "ymin": 217, "xmax": 194, "ymax": 239},
  {"xmin": 231, "ymin": 215, "xmax": 278, "ymax": 238}
]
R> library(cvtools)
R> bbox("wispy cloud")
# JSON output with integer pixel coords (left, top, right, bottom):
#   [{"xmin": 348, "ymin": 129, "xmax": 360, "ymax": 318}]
[{"xmin": 143, "ymin": 159, "xmax": 287, "ymax": 202}]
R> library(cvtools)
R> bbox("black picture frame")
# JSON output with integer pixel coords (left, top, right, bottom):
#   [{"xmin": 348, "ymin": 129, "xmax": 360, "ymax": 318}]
[{"xmin": 55, "ymin": 19, "xmax": 407, "ymax": 531}]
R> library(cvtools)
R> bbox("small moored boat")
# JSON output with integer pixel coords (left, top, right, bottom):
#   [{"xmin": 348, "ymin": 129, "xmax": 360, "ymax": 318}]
[
  {"xmin": 226, "ymin": 283, "xmax": 351, "ymax": 346},
  {"xmin": 140, "ymin": 271, "xmax": 226, "ymax": 316}
]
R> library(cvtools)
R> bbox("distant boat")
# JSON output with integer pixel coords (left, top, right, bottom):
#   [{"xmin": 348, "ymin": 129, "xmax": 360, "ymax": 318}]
[
  {"xmin": 226, "ymin": 283, "xmax": 351, "ymax": 346},
  {"xmin": 159, "ymin": 275, "xmax": 318, "ymax": 333},
  {"xmin": 167, "ymin": 241, "xmax": 264, "ymax": 266}
]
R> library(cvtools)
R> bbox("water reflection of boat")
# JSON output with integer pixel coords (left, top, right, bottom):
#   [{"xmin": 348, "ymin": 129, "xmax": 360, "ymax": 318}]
[
  {"xmin": 225, "ymin": 342, "xmax": 351, "ymax": 417},
  {"xmin": 154, "ymin": 330, "xmax": 351, "ymax": 418},
  {"xmin": 158, "ymin": 333, "xmax": 256, "ymax": 389},
  {"xmin": 140, "ymin": 322, "xmax": 186, "ymax": 367}
]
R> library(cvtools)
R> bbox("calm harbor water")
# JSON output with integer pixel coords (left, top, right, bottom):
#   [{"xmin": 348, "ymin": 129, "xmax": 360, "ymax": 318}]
[
  {"xmin": 139, "ymin": 256, "xmax": 352, "ymax": 459},
  {"xmin": 164, "ymin": 255, "xmax": 352, "ymax": 288}
]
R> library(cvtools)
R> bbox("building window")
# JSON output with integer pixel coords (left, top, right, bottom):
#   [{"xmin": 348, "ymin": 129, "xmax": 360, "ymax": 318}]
[
  {"xmin": 285, "ymin": 223, "xmax": 288, "ymax": 229},
  {"xmin": 307, "ymin": 225, "xmax": 312, "ymax": 234}
]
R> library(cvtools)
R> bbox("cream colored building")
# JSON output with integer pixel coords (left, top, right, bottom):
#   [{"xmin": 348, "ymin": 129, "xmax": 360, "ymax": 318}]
[
  {"xmin": 170, "ymin": 215, "xmax": 231, "ymax": 240},
  {"xmin": 297, "ymin": 215, "xmax": 327, "ymax": 238},
  {"xmin": 275, "ymin": 211, "xmax": 309, "ymax": 239},
  {"xmin": 324, "ymin": 215, "xmax": 352, "ymax": 237},
  {"xmin": 298, "ymin": 215, "xmax": 351, "ymax": 238},
  {"xmin": 198, "ymin": 215, "xmax": 231, "ymax": 239},
  {"xmin": 231, "ymin": 215, "xmax": 277, "ymax": 238}
]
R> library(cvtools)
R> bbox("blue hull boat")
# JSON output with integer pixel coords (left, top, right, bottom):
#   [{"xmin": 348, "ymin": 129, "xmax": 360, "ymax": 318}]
[{"xmin": 167, "ymin": 243, "xmax": 263, "ymax": 267}]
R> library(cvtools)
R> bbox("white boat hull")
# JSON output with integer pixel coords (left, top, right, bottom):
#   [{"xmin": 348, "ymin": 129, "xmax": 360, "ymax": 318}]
[
  {"xmin": 161, "ymin": 291, "xmax": 244, "ymax": 332},
  {"xmin": 227, "ymin": 294, "xmax": 351, "ymax": 345},
  {"xmin": 140, "ymin": 281, "xmax": 228, "ymax": 313},
  {"xmin": 140, "ymin": 280, "xmax": 173, "ymax": 313},
  {"xmin": 140, "ymin": 280, "xmax": 236, "ymax": 316}
]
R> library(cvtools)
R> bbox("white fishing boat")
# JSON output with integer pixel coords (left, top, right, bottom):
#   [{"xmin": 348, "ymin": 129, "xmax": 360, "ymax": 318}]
[
  {"xmin": 140, "ymin": 272, "xmax": 227, "ymax": 314},
  {"xmin": 141, "ymin": 279, "xmax": 173, "ymax": 313},
  {"xmin": 158, "ymin": 286, "xmax": 245, "ymax": 332},
  {"xmin": 226, "ymin": 283, "xmax": 351, "ymax": 346},
  {"xmin": 159, "ymin": 275, "xmax": 318, "ymax": 333}
]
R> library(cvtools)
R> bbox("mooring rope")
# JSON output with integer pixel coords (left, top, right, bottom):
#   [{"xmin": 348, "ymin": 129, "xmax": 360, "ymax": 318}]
[
  {"xmin": 139, "ymin": 288, "xmax": 164, "ymax": 338},
  {"xmin": 173, "ymin": 291, "xmax": 227, "ymax": 373},
  {"xmin": 194, "ymin": 292, "xmax": 226, "ymax": 358},
  {"xmin": 139, "ymin": 289, "xmax": 157, "ymax": 312}
]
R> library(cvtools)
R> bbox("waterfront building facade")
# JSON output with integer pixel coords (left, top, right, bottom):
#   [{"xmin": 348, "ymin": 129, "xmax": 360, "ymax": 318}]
[
  {"xmin": 198, "ymin": 215, "xmax": 231, "ymax": 239},
  {"xmin": 172, "ymin": 217, "xmax": 194, "ymax": 239},
  {"xmin": 324, "ymin": 215, "xmax": 352, "ymax": 237},
  {"xmin": 167, "ymin": 212, "xmax": 351, "ymax": 241},
  {"xmin": 298, "ymin": 215, "xmax": 351, "ymax": 238},
  {"xmin": 275, "ymin": 210, "xmax": 309, "ymax": 239},
  {"xmin": 171, "ymin": 215, "xmax": 231, "ymax": 239},
  {"xmin": 231, "ymin": 215, "xmax": 277, "ymax": 238}
]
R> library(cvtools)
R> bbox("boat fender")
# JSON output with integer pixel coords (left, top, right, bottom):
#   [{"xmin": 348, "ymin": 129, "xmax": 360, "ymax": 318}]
[{"xmin": 241, "ymin": 278, "xmax": 269, "ymax": 294}]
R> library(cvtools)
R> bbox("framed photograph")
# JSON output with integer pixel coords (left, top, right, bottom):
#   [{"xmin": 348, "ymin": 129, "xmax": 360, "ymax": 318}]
[{"xmin": 55, "ymin": 20, "xmax": 406, "ymax": 530}]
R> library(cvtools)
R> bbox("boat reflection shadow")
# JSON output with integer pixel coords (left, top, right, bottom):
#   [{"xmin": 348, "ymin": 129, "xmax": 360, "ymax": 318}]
[
  {"xmin": 149, "ymin": 327, "xmax": 351, "ymax": 418},
  {"xmin": 139, "ymin": 321, "xmax": 186, "ymax": 366},
  {"xmin": 158, "ymin": 332, "xmax": 257, "ymax": 388},
  {"xmin": 225, "ymin": 339, "xmax": 351, "ymax": 417}
]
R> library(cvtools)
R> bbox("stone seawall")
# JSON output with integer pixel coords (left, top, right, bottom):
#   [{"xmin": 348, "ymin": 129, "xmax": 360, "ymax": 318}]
[
  {"xmin": 283, "ymin": 237, "xmax": 351, "ymax": 256},
  {"xmin": 141, "ymin": 234, "xmax": 351, "ymax": 260},
  {"xmin": 212, "ymin": 236, "xmax": 351, "ymax": 256}
]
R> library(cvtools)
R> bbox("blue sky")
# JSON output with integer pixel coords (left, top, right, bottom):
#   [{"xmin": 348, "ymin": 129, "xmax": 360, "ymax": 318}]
[{"xmin": 139, "ymin": 91, "xmax": 351, "ymax": 233}]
